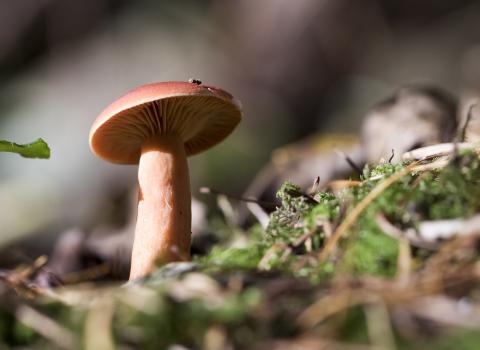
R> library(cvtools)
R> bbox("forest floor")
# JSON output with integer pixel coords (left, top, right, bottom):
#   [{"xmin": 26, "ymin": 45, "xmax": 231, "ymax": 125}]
[{"xmin": 2, "ymin": 147, "xmax": 480, "ymax": 349}]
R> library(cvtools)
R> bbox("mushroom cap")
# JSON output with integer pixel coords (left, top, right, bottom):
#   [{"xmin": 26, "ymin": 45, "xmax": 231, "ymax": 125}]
[{"xmin": 89, "ymin": 81, "xmax": 242, "ymax": 164}]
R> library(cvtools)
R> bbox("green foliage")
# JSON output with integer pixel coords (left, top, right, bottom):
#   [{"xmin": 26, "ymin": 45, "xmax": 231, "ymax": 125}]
[
  {"xmin": 307, "ymin": 192, "xmax": 340, "ymax": 225},
  {"xmin": 114, "ymin": 285, "xmax": 262, "ymax": 349},
  {"xmin": 343, "ymin": 226, "xmax": 399, "ymax": 276},
  {"xmin": 266, "ymin": 182, "xmax": 339, "ymax": 245},
  {"xmin": 413, "ymin": 329, "xmax": 480, "ymax": 350},
  {"xmin": 266, "ymin": 182, "xmax": 317, "ymax": 244},
  {"xmin": 260, "ymin": 152, "xmax": 480, "ymax": 278},
  {"xmin": 13, "ymin": 322, "xmax": 38, "ymax": 345},
  {"xmin": 342, "ymin": 152, "xmax": 480, "ymax": 276},
  {"xmin": 0, "ymin": 138, "xmax": 50, "ymax": 159},
  {"xmin": 359, "ymin": 152, "xmax": 480, "ymax": 222},
  {"xmin": 199, "ymin": 244, "xmax": 266, "ymax": 271},
  {"xmin": 336, "ymin": 306, "xmax": 370, "ymax": 343},
  {"xmin": 413, "ymin": 152, "xmax": 480, "ymax": 219}
]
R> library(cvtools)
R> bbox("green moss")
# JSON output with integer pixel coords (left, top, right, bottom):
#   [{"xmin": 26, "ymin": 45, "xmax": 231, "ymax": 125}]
[
  {"xmin": 359, "ymin": 152, "xmax": 480, "ymax": 222},
  {"xmin": 337, "ymin": 306, "xmax": 370, "ymax": 344},
  {"xmin": 199, "ymin": 244, "xmax": 266, "ymax": 271},
  {"xmin": 115, "ymin": 287, "xmax": 262, "ymax": 349},
  {"xmin": 266, "ymin": 182, "xmax": 317, "ymax": 244},
  {"xmin": 343, "ymin": 227, "xmax": 399, "ymax": 276},
  {"xmin": 341, "ymin": 152, "xmax": 480, "ymax": 276},
  {"xmin": 307, "ymin": 192, "xmax": 340, "ymax": 226},
  {"xmin": 397, "ymin": 328, "xmax": 480, "ymax": 350},
  {"xmin": 413, "ymin": 152, "xmax": 480, "ymax": 219},
  {"xmin": 13, "ymin": 322, "xmax": 38, "ymax": 345},
  {"xmin": 267, "ymin": 182, "xmax": 339, "ymax": 246}
]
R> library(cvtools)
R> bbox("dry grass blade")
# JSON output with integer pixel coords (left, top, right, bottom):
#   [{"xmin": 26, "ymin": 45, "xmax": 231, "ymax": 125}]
[
  {"xmin": 203, "ymin": 325, "xmax": 231, "ymax": 350},
  {"xmin": 459, "ymin": 102, "xmax": 479, "ymax": 142},
  {"xmin": 0, "ymin": 256, "xmax": 51, "ymax": 298},
  {"xmin": 402, "ymin": 296, "xmax": 480, "ymax": 329},
  {"xmin": 84, "ymin": 299, "xmax": 116, "ymax": 350},
  {"xmin": 256, "ymin": 335, "xmax": 376, "ymax": 350},
  {"xmin": 297, "ymin": 280, "xmax": 420, "ymax": 330},
  {"xmin": 402, "ymin": 142, "xmax": 476, "ymax": 161},
  {"xmin": 421, "ymin": 234, "xmax": 480, "ymax": 279},
  {"xmin": 15, "ymin": 304, "xmax": 75, "ymax": 350},
  {"xmin": 327, "ymin": 180, "xmax": 361, "ymax": 193},
  {"xmin": 247, "ymin": 201, "xmax": 270, "ymax": 229},
  {"xmin": 375, "ymin": 213, "xmax": 436, "ymax": 249},
  {"xmin": 63, "ymin": 263, "xmax": 111, "ymax": 284},
  {"xmin": 396, "ymin": 237, "xmax": 411, "ymax": 288},
  {"xmin": 258, "ymin": 244, "xmax": 288, "ymax": 271},
  {"xmin": 20, "ymin": 255, "xmax": 48, "ymax": 278},
  {"xmin": 319, "ymin": 160, "xmax": 449, "ymax": 262},
  {"xmin": 297, "ymin": 289, "xmax": 360, "ymax": 328},
  {"xmin": 292, "ymin": 229, "xmax": 316, "ymax": 247},
  {"xmin": 318, "ymin": 163, "xmax": 417, "ymax": 263},
  {"xmin": 417, "ymin": 215, "xmax": 480, "ymax": 241},
  {"xmin": 300, "ymin": 243, "xmax": 480, "ymax": 330},
  {"xmin": 364, "ymin": 300, "xmax": 396, "ymax": 350}
]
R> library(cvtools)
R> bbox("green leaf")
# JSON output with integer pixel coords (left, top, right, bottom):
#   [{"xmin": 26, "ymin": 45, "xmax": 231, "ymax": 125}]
[{"xmin": 0, "ymin": 138, "xmax": 50, "ymax": 159}]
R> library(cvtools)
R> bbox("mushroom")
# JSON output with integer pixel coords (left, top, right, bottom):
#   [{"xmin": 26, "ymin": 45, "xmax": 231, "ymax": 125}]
[{"xmin": 89, "ymin": 81, "xmax": 242, "ymax": 279}]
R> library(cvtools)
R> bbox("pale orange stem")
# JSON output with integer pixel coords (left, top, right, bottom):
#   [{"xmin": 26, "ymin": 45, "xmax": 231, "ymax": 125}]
[{"xmin": 129, "ymin": 135, "xmax": 191, "ymax": 280}]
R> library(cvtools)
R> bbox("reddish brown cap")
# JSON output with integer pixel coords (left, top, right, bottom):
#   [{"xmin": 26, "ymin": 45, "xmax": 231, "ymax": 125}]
[{"xmin": 89, "ymin": 81, "xmax": 242, "ymax": 164}]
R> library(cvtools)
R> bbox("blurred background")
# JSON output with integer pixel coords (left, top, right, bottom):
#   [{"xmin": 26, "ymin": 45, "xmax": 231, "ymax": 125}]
[{"xmin": 0, "ymin": 0, "xmax": 479, "ymax": 269}]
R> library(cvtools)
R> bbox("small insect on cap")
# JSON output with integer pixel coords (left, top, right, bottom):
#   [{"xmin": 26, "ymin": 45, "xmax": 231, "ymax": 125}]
[{"xmin": 89, "ymin": 81, "xmax": 242, "ymax": 164}]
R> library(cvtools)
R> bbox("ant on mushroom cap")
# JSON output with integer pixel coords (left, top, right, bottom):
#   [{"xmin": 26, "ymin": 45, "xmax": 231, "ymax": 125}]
[{"xmin": 188, "ymin": 78, "xmax": 202, "ymax": 85}]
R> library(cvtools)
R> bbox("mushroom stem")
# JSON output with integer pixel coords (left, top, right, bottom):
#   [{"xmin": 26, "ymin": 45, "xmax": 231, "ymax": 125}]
[{"xmin": 130, "ymin": 134, "xmax": 191, "ymax": 280}]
